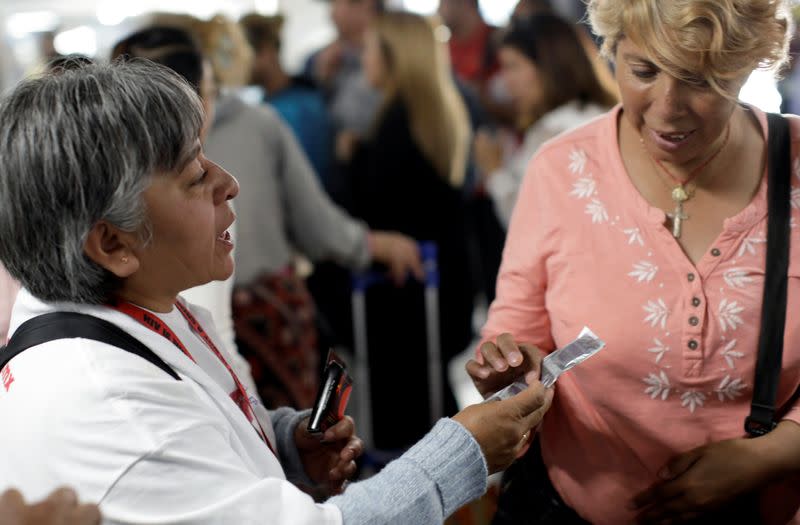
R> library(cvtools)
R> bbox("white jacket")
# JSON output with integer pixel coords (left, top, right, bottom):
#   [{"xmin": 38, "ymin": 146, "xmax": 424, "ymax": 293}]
[
  {"xmin": 0, "ymin": 289, "xmax": 341, "ymax": 525},
  {"xmin": 486, "ymin": 101, "xmax": 608, "ymax": 227}
]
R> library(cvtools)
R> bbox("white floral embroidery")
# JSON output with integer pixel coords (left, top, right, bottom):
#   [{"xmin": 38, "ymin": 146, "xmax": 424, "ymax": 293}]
[
  {"xmin": 718, "ymin": 299, "xmax": 744, "ymax": 332},
  {"xmin": 715, "ymin": 375, "xmax": 746, "ymax": 401},
  {"xmin": 792, "ymin": 188, "xmax": 800, "ymax": 210},
  {"xmin": 737, "ymin": 235, "xmax": 766, "ymax": 257},
  {"xmin": 680, "ymin": 390, "xmax": 706, "ymax": 413},
  {"xmin": 570, "ymin": 178, "xmax": 596, "ymax": 198},
  {"xmin": 629, "ymin": 261, "xmax": 658, "ymax": 283},
  {"xmin": 723, "ymin": 268, "xmax": 753, "ymax": 289},
  {"xmin": 794, "ymin": 156, "xmax": 800, "ymax": 180},
  {"xmin": 644, "ymin": 371, "xmax": 671, "ymax": 400},
  {"xmin": 643, "ymin": 298, "xmax": 669, "ymax": 329},
  {"xmin": 721, "ymin": 339, "xmax": 744, "ymax": 369},
  {"xmin": 568, "ymin": 148, "xmax": 587, "ymax": 175},
  {"xmin": 647, "ymin": 338, "xmax": 670, "ymax": 364},
  {"xmin": 792, "ymin": 217, "xmax": 798, "ymax": 229},
  {"xmin": 624, "ymin": 227, "xmax": 645, "ymax": 246},
  {"xmin": 585, "ymin": 199, "xmax": 608, "ymax": 224}
]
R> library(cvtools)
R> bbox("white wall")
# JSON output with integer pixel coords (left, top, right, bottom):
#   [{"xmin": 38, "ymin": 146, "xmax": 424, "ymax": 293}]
[{"xmin": 275, "ymin": 0, "xmax": 334, "ymax": 73}]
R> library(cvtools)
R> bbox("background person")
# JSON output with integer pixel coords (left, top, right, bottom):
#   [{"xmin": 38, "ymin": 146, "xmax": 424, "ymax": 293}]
[
  {"xmin": 304, "ymin": 0, "xmax": 384, "ymax": 139},
  {"xmin": 437, "ymin": 0, "xmax": 499, "ymax": 101},
  {"xmin": 240, "ymin": 13, "xmax": 335, "ymax": 189},
  {"xmin": 473, "ymin": 13, "xmax": 617, "ymax": 227},
  {"xmin": 113, "ymin": 20, "xmax": 422, "ymax": 409},
  {"xmin": 335, "ymin": 11, "xmax": 474, "ymax": 450}
]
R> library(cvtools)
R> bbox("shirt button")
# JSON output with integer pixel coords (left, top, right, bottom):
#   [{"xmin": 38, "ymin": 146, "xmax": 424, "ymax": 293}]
[
  {"xmin": 711, "ymin": 248, "xmax": 721, "ymax": 257},
  {"xmin": 687, "ymin": 273, "xmax": 695, "ymax": 282},
  {"xmin": 688, "ymin": 339, "xmax": 698, "ymax": 350},
  {"xmin": 689, "ymin": 316, "xmax": 699, "ymax": 326},
  {"xmin": 691, "ymin": 297, "xmax": 701, "ymax": 307}
]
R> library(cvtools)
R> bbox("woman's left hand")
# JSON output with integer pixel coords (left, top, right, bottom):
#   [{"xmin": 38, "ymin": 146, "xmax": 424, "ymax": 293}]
[
  {"xmin": 473, "ymin": 130, "xmax": 504, "ymax": 178},
  {"xmin": 295, "ymin": 416, "xmax": 364, "ymax": 496},
  {"xmin": 631, "ymin": 437, "xmax": 774, "ymax": 524}
]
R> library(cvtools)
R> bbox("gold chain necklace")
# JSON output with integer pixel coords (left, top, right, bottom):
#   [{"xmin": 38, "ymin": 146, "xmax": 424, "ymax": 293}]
[{"xmin": 639, "ymin": 125, "xmax": 730, "ymax": 238}]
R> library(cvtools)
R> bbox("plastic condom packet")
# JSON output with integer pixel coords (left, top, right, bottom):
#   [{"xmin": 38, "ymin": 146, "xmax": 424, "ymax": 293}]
[
  {"xmin": 307, "ymin": 349, "xmax": 353, "ymax": 434},
  {"xmin": 485, "ymin": 327, "xmax": 605, "ymax": 402},
  {"xmin": 484, "ymin": 378, "xmax": 529, "ymax": 403},
  {"xmin": 540, "ymin": 326, "xmax": 605, "ymax": 388}
]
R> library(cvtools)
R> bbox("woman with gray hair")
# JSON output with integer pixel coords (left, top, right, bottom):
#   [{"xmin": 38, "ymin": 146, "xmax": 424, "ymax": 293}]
[{"xmin": 0, "ymin": 60, "xmax": 552, "ymax": 524}]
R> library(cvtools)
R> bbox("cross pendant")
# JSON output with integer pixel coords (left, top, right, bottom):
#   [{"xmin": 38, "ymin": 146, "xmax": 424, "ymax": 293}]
[{"xmin": 667, "ymin": 200, "xmax": 688, "ymax": 238}]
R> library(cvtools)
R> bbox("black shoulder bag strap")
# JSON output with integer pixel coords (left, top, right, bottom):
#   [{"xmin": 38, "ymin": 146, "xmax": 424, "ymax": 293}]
[
  {"xmin": 0, "ymin": 311, "xmax": 180, "ymax": 380},
  {"xmin": 745, "ymin": 113, "xmax": 792, "ymax": 437}
]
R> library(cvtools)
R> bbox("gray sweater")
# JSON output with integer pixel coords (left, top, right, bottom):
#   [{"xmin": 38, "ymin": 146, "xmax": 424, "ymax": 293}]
[
  {"xmin": 204, "ymin": 94, "xmax": 371, "ymax": 284},
  {"xmin": 273, "ymin": 409, "xmax": 488, "ymax": 524}
]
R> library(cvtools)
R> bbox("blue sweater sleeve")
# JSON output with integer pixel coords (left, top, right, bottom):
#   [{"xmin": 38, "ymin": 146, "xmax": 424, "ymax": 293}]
[
  {"xmin": 328, "ymin": 418, "xmax": 488, "ymax": 524},
  {"xmin": 271, "ymin": 407, "xmax": 314, "ymax": 485}
]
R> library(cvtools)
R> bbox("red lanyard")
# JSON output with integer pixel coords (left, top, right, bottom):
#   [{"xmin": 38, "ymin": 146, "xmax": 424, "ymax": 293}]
[{"xmin": 113, "ymin": 301, "xmax": 275, "ymax": 455}]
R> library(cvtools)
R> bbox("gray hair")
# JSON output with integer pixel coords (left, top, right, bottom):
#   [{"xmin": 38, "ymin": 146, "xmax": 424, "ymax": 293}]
[{"xmin": 0, "ymin": 59, "xmax": 204, "ymax": 304}]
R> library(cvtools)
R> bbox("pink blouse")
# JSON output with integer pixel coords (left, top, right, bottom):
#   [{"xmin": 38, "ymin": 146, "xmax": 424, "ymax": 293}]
[{"xmin": 482, "ymin": 105, "xmax": 800, "ymax": 524}]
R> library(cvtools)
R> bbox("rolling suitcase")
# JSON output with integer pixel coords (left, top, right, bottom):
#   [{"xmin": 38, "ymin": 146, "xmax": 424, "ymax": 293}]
[{"xmin": 350, "ymin": 241, "xmax": 442, "ymax": 450}]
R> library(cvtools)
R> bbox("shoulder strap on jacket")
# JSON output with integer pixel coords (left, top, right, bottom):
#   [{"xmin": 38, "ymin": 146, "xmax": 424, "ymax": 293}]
[
  {"xmin": 745, "ymin": 113, "xmax": 791, "ymax": 436},
  {"xmin": 0, "ymin": 311, "xmax": 180, "ymax": 380}
]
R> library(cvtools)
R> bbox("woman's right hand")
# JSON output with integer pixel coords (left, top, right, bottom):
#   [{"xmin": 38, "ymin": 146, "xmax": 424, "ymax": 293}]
[
  {"xmin": 453, "ymin": 382, "xmax": 553, "ymax": 474},
  {"xmin": 368, "ymin": 231, "xmax": 425, "ymax": 285},
  {"xmin": 466, "ymin": 333, "xmax": 544, "ymax": 398}
]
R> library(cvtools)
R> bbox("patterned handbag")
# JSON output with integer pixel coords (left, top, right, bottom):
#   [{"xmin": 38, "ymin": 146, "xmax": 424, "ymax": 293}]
[{"xmin": 232, "ymin": 270, "xmax": 320, "ymax": 409}]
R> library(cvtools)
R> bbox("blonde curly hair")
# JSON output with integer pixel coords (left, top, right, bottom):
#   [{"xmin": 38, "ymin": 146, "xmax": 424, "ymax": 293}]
[{"xmin": 587, "ymin": 0, "xmax": 792, "ymax": 97}]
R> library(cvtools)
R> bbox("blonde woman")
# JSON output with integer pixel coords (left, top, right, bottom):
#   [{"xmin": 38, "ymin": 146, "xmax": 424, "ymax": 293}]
[
  {"xmin": 467, "ymin": 0, "xmax": 800, "ymax": 523},
  {"xmin": 341, "ymin": 11, "xmax": 474, "ymax": 450}
]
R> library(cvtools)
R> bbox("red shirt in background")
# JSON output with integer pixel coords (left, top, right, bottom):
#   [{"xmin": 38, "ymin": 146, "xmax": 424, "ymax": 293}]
[{"xmin": 448, "ymin": 21, "xmax": 499, "ymax": 91}]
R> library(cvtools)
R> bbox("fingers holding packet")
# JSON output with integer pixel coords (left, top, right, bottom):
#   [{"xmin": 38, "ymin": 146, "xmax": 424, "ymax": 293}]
[{"xmin": 482, "ymin": 327, "xmax": 605, "ymax": 402}]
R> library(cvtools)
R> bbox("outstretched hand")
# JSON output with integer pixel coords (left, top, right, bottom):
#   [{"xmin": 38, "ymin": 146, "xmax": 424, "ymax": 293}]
[{"xmin": 454, "ymin": 381, "xmax": 553, "ymax": 474}]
